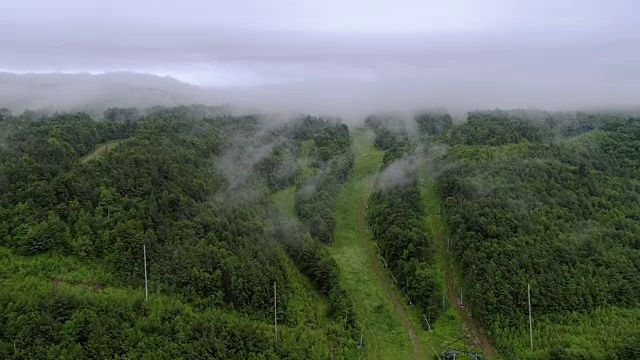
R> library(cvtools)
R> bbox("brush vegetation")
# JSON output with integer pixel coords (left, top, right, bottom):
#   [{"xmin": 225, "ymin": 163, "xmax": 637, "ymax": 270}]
[
  {"xmin": 0, "ymin": 106, "xmax": 359, "ymax": 358},
  {"xmin": 429, "ymin": 110, "xmax": 640, "ymax": 359},
  {"xmin": 1, "ymin": 105, "xmax": 640, "ymax": 359}
]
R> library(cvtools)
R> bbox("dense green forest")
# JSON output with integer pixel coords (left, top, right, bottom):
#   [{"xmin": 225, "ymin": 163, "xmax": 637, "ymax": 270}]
[
  {"xmin": 0, "ymin": 106, "xmax": 359, "ymax": 358},
  {"xmin": 267, "ymin": 117, "xmax": 358, "ymax": 332},
  {"xmin": 364, "ymin": 115, "xmax": 441, "ymax": 321},
  {"xmin": 431, "ymin": 110, "xmax": 640, "ymax": 358},
  {"xmin": 2, "ymin": 105, "xmax": 640, "ymax": 359},
  {"xmin": 292, "ymin": 116, "xmax": 354, "ymax": 244}
]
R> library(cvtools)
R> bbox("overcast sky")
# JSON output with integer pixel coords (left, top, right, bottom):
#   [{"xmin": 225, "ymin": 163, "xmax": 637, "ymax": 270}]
[{"xmin": 1, "ymin": 0, "xmax": 639, "ymax": 111}]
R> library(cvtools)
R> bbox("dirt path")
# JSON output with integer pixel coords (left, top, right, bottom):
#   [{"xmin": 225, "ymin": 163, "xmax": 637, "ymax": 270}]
[
  {"xmin": 81, "ymin": 139, "xmax": 126, "ymax": 163},
  {"xmin": 357, "ymin": 198, "xmax": 425, "ymax": 360},
  {"xmin": 426, "ymin": 210, "xmax": 499, "ymax": 359},
  {"xmin": 331, "ymin": 130, "xmax": 428, "ymax": 359}
]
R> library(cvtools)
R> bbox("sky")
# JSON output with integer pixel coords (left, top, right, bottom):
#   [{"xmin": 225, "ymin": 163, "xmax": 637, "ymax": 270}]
[{"xmin": 1, "ymin": 0, "xmax": 639, "ymax": 112}]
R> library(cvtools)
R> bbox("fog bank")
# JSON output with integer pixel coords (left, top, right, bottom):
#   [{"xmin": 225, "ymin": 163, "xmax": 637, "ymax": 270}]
[{"xmin": 2, "ymin": 68, "xmax": 639, "ymax": 121}]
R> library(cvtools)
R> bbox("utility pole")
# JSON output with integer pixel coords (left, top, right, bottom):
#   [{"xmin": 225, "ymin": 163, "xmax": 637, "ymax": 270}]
[
  {"xmin": 274, "ymin": 282, "xmax": 278, "ymax": 341},
  {"xmin": 431, "ymin": 346, "xmax": 442, "ymax": 360},
  {"xmin": 423, "ymin": 314, "xmax": 432, "ymax": 331},
  {"xmin": 442, "ymin": 293, "xmax": 446, "ymax": 312},
  {"xmin": 344, "ymin": 310, "xmax": 348, "ymax": 330},
  {"xmin": 528, "ymin": 283, "xmax": 533, "ymax": 351},
  {"xmin": 143, "ymin": 244, "xmax": 148, "ymax": 301}
]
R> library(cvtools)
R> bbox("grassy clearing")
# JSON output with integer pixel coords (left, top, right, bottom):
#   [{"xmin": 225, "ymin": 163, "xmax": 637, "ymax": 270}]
[
  {"xmin": 331, "ymin": 130, "xmax": 462, "ymax": 359},
  {"xmin": 298, "ymin": 139, "xmax": 318, "ymax": 178},
  {"xmin": 81, "ymin": 139, "xmax": 125, "ymax": 163},
  {"xmin": 329, "ymin": 129, "xmax": 487, "ymax": 360},
  {"xmin": 279, "ymin": 252, "xmax": 328, "ymax": 327},
  {"xmin": 0, "ymin": 247, "xmax": 114, "ymax": 285},
  {"xmin": 418, "ymin": 166, "xmax": 497, "ymax": 359},
  {"xmin": 332, "ymin": 155, "xmax": 411, "ymax": 358},
  {"xmin": 270, "ymin": 153, "xmax": 330, "ymax": 329},
  {"xmin": 271, "ymin": 186, "xmax": 328, "ymax": 327},
  {"xmin": 331, "ymin": 129, "xmax": 419, "ymax": 359},
  {"xmin": 271, "ymin": 186, "xmax": 297, "ymax": 220},
  {"xmin": 271, "ymin": 186, "xmax": 330, "ymax": 325}
]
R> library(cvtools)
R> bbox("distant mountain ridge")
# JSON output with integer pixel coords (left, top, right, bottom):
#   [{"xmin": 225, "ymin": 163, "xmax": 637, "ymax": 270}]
[
  {"xmin": 0, "ymin": 72, "xmax": 217, "ymax": 116},
  {"xmin": 2, "ymin": 71, "xmax": 639, "ymax": 121}
]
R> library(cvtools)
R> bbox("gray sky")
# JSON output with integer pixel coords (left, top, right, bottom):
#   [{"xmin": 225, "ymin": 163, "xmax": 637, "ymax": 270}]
[{"xmin": 1, "ymin": 0, "xmax": 639, "ymax": 112}]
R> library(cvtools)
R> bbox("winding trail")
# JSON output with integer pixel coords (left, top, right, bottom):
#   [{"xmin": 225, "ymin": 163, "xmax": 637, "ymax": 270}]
[
  {"xmin": 331, "ymin": 129, "xmax": 498, "ymax": 359},
  {"xmin": 330, "ymin": 130, "xmax": 424, "ymax": 359},
  {"xmin": 81, "ymin": 139, "xmax": 126, "ymax": 163}
]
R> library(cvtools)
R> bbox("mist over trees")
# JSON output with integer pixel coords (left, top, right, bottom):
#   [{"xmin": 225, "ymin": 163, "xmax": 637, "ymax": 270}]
[
  {"xmin": 0, "ymin": 106, "xmax": 360, "ymax": 358},
  {"xmin": 1, "ymin": 103, "xmax": 640, "ymax": 359},
  {"xmin": 366, "ymin": 116, "xmax": 441, "ymax": 319},
  {"xmin": 432, "ymin": 110, "xmax": 640, "ymax": 358},
  {"xmin": 3, "ymin": 0, "xmax": 640, "ymax": 357}
]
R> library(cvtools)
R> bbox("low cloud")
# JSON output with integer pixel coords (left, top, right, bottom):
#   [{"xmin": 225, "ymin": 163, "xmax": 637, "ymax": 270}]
[{"xmin": 376, "ymin": 155, "xmax": 419, "ymax": 190}]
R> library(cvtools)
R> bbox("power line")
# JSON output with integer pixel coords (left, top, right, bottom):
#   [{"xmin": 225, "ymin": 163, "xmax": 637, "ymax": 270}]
[
  {"xmin": 443, "ymin": 292, "xmax": 447, "ymax": 312},
  {"xmin": 528, "ymin": 283, "xmax": 533, "ymax": 351},
  {"xmin": 274, "ymin": 282, "xmax": 278, "ymax": 341},
  {"xmin": 143, "ymin": 244, "xmax": 148, "ymax": 301}
]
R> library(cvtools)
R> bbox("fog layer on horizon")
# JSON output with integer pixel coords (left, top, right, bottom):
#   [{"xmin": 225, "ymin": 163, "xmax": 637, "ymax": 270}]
[{"xmin": 1, "ymin": 0, "xmax": 639, "ymax": 116}]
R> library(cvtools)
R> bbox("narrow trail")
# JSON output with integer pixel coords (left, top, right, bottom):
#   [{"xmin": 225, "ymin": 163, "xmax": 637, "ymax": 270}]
[
  {"xmin": 423, "ymin": 186, "xmax": 499, "ymax": 359},
  {"xmin": 81, "ymin": 139, "xmax": 126, "ymax": 163},
  {"xmin": 331, "ymin": 129, "xmax": 425, "ymax": 360}
]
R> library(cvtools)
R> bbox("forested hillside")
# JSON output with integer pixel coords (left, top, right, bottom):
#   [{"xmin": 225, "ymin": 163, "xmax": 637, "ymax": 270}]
[
  {"xmin": 3, "ymin": 105, "xmax": 640, "ymax": 359},
  {"xmin": 365, "ymin": 116, "xmax": 441, "ymax": 319},
  {"xmin": 267, "ymin": 116, "xmax": 359, "ymax": 333},
  {"xmin": 431, "ymin": 110, "xmax": 640, "ymax": 359},
  {"xmin": 293, "ymin": 116, "xmax": 354, "ymax": 243},
  {"xmin": 0, "ymin": 106, "xmax": 359, "ymax": 358}
]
